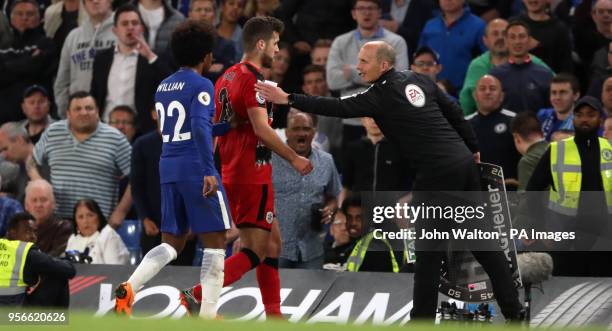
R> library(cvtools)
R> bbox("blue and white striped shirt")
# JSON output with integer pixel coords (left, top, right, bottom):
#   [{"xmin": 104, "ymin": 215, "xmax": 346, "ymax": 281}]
[{"xmin": 33, "ymin": 120, "xmax": 131, "ymax": 219}]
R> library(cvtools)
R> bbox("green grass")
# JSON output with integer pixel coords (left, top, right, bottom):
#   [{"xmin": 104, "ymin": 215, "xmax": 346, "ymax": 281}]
[{"xmin": 2, "ymin": 312, "xmax": 611, "ymax": 331}]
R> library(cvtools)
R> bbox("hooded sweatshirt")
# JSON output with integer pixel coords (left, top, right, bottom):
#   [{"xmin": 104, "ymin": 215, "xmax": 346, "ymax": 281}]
[
  {"xmin": 44, "ymin": 0, "xmax": 87, "ymax": 41},
  {"xmin": 53, "ymin": 13, "xmax": 115, "ymax": 117}
]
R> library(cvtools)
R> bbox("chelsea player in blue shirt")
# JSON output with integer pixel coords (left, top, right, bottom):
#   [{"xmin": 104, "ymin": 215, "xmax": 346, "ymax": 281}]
[{"xmin": 115, "ymin": 20, "xmax": 230, "ymax": 319}]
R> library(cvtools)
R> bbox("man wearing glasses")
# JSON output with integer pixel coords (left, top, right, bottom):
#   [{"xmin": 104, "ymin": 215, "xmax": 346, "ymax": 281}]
[{"xmin": 410, "ymin": 46, "xmax": 442, "ymax": 82}]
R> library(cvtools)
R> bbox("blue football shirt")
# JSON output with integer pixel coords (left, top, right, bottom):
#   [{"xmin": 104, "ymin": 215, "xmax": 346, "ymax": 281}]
[{"xmin": 155, "ymin": 68, "xmax": 217, "ymax": 184}]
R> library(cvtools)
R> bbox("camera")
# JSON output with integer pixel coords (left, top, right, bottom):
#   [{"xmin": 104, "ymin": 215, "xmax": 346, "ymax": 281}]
[{"xmin": 64, "ymin": 249, "xmax": 92, "ymax": 264}]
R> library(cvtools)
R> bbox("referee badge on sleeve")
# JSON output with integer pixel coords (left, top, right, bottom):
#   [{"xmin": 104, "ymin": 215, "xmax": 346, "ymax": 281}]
[
  {"xmin": 405, "ymin": 84, "xmax": 425, "ymax": 107},
  {"xmin": 198, "ymin": 92, "xmax": 211, "ymax": 106}
]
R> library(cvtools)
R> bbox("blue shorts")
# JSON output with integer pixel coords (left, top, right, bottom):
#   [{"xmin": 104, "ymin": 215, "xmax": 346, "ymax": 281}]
[{"xmin": 160, "ymin": 180, "xmax": 232, "ymax": 235}]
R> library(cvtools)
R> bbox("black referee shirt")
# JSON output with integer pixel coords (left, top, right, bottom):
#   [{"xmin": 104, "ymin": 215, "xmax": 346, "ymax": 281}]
[
  {"xmin": 291, "ymin": 69, "xmax": 479, "ymax": 174},
  {"xmin": 343, "ymin": 137, "xmax": 413, "ymax": 191}
]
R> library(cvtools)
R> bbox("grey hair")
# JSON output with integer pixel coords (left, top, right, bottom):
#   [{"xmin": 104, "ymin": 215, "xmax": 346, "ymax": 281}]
[
  {"xmin": 0, "ymin": 122, "xmax": 28, "ymax": 142},
  {"xmin": 25, "ymin": 179, "xmax": 55, "ymax": 204}
]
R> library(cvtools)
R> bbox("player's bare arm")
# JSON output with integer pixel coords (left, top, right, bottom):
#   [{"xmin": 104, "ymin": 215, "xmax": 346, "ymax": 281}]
[
  {"xmin": 26, "ymin": 154, "xmax": 42, "ymax": 180},
  {"xmin": 246, "ymin": 107, "xmax": 313, "ymax": 175}
]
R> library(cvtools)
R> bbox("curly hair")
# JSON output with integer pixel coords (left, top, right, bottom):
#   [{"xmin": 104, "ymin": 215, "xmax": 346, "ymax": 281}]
[{"xmin": 171, "ymin": 20, "xmax": 216, "ymax": 67}]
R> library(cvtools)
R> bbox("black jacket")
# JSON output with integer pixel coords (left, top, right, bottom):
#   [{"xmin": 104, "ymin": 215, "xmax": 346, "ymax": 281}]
[
  {"xmin": 90, "ymin": 47, "xmax": 172, "ymax": 134},
  {"xmin": 323, "ymin": 240, "xmax": 352, "ymax": 265},
  {"xmin": 130, "ymin": 131, "xmax": 162, "ymax": 226},
  {"xmin": 0, "ymin": 26, "xmax": 56, "ymax": 124},
  {"xmin": 0, "ymin": 245, "xmax": 75, "ymax": 306},
  {"xmin": 24, "ymin": 247, "xmax": 75, "ymax": 287},
  {"xmin": 278, "ymin": 0, "xmax": 354, "ymax": 46},
  {"xmin": 489, "ymin": 60, "xmax": 553, "ymax": 113},
  {"xmin": 468, "ymin": 109, "xmax": 521, "ymax": 181},
  {"xmin": 572, "ymin": 1, "xmax": 610, "ymax": 67},
  {"xmin": 343, "ymin": 136, "xmax": 413, "ymax": 191},
  {"xmin": 322, "ymin": 237, "xmax": 403, "ymax": 272},
  {"xmin": 291, "ymin": 69, "xmax": 479, "ymax": 175},
  {"xmin": 515, "ymin": 14, "xmax": 573, "ymax": 74}
]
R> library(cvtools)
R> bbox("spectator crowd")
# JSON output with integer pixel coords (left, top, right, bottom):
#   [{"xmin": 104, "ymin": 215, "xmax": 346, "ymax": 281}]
[{"xmin": 1, "ymin": 0, "xmax": 611, "ymax": 276}]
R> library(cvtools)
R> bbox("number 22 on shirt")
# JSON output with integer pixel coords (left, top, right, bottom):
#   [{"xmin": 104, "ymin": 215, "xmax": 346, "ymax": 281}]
[{"xmin": 156, "ymin": 101, "xmax": 191, "ymax": 143}]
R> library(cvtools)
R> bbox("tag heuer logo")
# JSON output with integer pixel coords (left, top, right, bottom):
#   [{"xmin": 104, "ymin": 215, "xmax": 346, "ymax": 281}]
[{"xmin": 405, "ymin": 84, "xmax": 425, "ymax": 107}]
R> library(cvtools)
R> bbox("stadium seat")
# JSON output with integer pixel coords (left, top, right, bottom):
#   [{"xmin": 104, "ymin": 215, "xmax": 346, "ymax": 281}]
[{"xmin": 117, "ymin": 220, "xmax": 142, "ymax": 265}]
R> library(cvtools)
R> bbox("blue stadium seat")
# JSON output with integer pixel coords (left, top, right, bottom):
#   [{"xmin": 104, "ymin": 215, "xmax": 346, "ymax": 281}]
[{"xmin": 116, "ymin": 220, "xmax": 142, "ymax": 265}]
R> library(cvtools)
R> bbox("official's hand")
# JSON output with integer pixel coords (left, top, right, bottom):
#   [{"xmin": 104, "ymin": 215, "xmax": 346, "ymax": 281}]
[
  {"xmin": 203, "ymin": 176, "xmax": 218, "ymax": 197},
  {"xmin": 290, "ymin": 155, "xmax": 313, "ymax": 176},
  {"xmin": 473, "ymin": 152, "xmax": 481, "ymax": 164},
  {"xmin": 143, "ymin": 217, "xmax": 160, "ymax": 236},
  {"xmin": 254, "ymin": 81, "xmax": 289, "ymax": 105}
]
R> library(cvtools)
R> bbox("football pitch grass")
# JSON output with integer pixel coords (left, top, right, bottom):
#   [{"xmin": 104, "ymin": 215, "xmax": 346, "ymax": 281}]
[{"xmin": 4, "ymin": 312, "xmax": 610, "ymax": 331}]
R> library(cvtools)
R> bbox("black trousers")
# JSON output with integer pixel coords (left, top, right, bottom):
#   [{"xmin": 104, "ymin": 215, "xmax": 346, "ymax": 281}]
[{"xmin": 410, "ymin": 157, "xmax": 522, "ymax": 320}]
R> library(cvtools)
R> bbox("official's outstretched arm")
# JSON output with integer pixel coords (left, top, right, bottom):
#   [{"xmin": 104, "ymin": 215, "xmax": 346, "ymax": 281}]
[{"xmin": 256, "ymin": 81, "xmax": 382, "ymax": 118}]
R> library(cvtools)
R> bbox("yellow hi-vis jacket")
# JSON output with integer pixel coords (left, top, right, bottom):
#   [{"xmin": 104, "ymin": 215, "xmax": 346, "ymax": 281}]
[
  {"xmin": 346, "ymin": 232, "xmax": 400, "ymax": 273},
  {"xmin": 0, "ymin": 239, "xmax": 33, "ymax": 295},
  {"xmin": 549, "ymin": 137, "xmax": 612, "ymax": 216}
]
